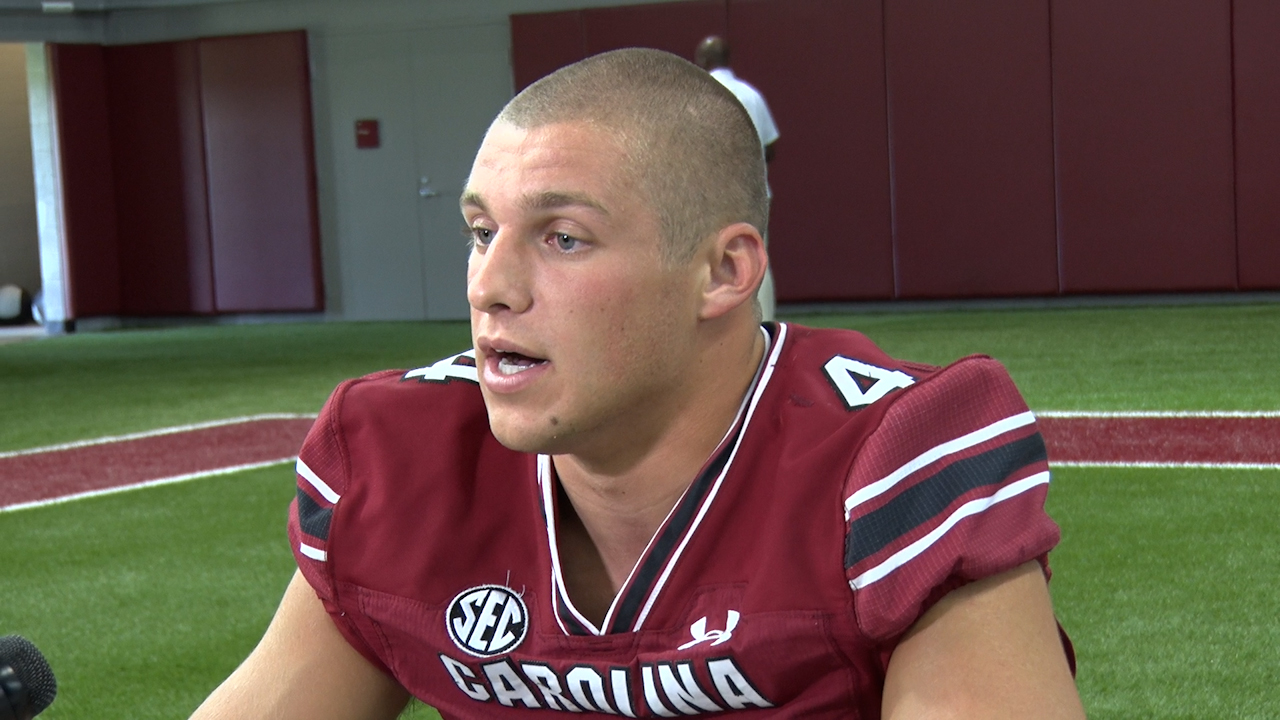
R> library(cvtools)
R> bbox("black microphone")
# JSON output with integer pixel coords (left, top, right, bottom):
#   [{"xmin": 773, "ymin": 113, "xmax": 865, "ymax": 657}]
[{"xmin": 0, "ymin": 636, "xmax": 56, "ymax": 720}]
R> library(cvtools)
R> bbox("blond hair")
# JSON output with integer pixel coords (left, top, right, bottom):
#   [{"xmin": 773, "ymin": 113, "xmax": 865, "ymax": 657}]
[{"xmin": 496, "ymin": 48, "xmax": 768, "ymax": 264}]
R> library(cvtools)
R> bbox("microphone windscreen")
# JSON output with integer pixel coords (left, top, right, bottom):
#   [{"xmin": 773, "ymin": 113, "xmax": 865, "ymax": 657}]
[{"xmin": 0, "ymin": 635, "xmax": 57, "ymax": 714}]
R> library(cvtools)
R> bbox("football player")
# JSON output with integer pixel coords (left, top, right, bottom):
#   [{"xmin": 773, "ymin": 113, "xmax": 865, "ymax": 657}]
[{"xmin": 192, "ymin": 48, "xmax": 1084, "ymax": 719}]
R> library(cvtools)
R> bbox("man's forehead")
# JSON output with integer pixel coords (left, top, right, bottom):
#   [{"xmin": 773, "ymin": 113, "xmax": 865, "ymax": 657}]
[
  {"xmin": 463, "ymin": 121, "xmax": 633, "ymax": 211},
  {"xmin": 461, "ymin": 188, "xmax": 610, "ymax": 218},
  {"xmin": 477, "ymin": 120, "xmax": 611, "ymax": 161}
]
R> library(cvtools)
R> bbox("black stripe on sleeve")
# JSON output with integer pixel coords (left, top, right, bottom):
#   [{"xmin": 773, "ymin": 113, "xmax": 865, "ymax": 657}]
[
  {"xmin": 844, "ymin": 432, "xmax": 1048, "ymax": 569},
  {"xmin": 296, "ymin": 488, "xmax": 333, "ymax": 541}
]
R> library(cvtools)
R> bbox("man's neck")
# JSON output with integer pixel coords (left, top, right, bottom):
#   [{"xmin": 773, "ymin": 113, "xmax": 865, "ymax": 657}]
[{"xmin": 551, "ymin": 325, "xmax": 768, "ymax": 618}]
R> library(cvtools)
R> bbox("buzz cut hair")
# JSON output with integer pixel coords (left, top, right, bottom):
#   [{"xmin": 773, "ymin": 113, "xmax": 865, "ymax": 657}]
[{"xmin": 494, "ymin": 47, "xmax": 768, "ymax": 264}]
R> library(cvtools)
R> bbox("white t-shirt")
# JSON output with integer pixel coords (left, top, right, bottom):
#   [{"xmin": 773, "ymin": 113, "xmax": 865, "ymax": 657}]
[{"xmin": 709, "ymin": 67, "xmax": 780, "ymax": 149}]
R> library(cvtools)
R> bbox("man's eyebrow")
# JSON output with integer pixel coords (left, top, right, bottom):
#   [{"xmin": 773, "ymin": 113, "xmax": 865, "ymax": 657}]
[
  {"xmin": 521, "ymin": 191, "xmax": 609, "ymax": 216},
  {"xmin": 460, "ymin": 189, "xmax": 486, "ymax": 211}
]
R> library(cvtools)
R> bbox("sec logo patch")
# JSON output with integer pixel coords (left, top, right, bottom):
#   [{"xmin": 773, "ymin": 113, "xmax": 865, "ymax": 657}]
[{"xmin": 446, "ymin": 585, "xmax": 529, "ymax": 657}]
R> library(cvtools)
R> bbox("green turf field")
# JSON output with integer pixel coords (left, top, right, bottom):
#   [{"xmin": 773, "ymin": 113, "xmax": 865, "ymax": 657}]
[
  {"xmin": 0, "ymin": 320, "xmax": 473, "ymax": 453},
  {"xmin": 2, "ymin": 304, "xmax": 1278, "ymax": 718}
]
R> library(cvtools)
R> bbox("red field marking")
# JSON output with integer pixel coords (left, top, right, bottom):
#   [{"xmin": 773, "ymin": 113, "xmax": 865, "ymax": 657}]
[
  {"xmin": 1038, "ymin": 413, "xmax": 1280, "ymax": 467},
  {"xmin": 2, "ymin": 412, "xmax": 1277, "ymax": 512},
  {"xmin": 0, "ymin": 416, "xmax": 315, "ymax": 511}
]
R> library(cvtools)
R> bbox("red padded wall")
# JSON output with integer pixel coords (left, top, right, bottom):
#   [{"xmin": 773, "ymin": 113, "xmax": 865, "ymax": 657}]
[
  {"xmin": 198, "ymin": 31, "xmax": 322, "ymax": 312},
  {"xmin": 49, "ymin": 44, "xmax": 121, "ymax": 318},
  {"xmin": 1053, "ymin": 0, "xmax": 1236, "ymax": 293},
  {"xmin": 510, "ymin": 10, "xmax": 585, "ymax": 92},
  {"xmin": 583, "ymin": 0, "xmax": 726, "ymax": 60},
  {"xmin": 105, "ymin": 41, "xmax": 215, "ymax": 315},
  {"xmin": 1233, "ymin": 0, "xmax": 1280, "ymax": 290},
  {"xmin": 884, "ymin": 0, "xmax": 1058, "ymax": 298},
  {"xmin": 730, "ymin": 0, "xmax": 894, "ymax": 301}
]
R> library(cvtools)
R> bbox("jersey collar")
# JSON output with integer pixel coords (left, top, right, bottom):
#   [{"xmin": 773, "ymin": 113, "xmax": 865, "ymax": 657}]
[{"xmin": 537, "ymin": 323, "xmax": 789, "ymax": 636}]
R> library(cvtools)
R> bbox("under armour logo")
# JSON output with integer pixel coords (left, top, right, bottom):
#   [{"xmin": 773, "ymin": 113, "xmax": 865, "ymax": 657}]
[{"xmin": 677, "ymin": 610, "xmax": 740, "ymax": 650}]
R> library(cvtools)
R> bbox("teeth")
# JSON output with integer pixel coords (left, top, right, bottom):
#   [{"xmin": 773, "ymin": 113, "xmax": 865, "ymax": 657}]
[{"xmin": 497, "ymin": 355, "xmax": 538, "ymax": 376}]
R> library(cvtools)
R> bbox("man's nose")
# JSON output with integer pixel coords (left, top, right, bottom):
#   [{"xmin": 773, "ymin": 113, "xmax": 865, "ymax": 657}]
[{"xmin": 467, "ymin": 232, "xmax": 533, "ymax": 314}]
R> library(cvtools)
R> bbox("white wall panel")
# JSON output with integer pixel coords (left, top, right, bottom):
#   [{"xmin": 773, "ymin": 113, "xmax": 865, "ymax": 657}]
[
  {"xmin": 319, "ymin": 30, "xmax": 425, "ymax": 320},
  {"xmin": 410, "ymin": 21, "xmax": 512, "ymax": 320}
]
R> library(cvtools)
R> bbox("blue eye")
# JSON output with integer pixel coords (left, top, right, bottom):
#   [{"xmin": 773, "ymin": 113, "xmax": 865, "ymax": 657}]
[
  {"xmin": 470, "ymin": 227, "xmax": 494, "ymax": 246},
  {"xmin": 553, "ymin": 233, "xmax": 579, "ymax": 251}
]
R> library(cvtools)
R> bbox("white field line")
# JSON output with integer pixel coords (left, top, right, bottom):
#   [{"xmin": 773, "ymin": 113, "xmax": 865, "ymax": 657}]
[
  {"xmin": 1051, "ymin": 461, "xmax": 1280, "ymax": 471},
  {"xmin": 0, "ymin": 413, "xmax": 318, "ymax": 459},
  {"xmin": 0, "ymin": 457, "xmax": 297, "ymax": 513},
  {"xmin": 1037, "ymin": 410, "xmax": 1280, "ymax": 418}
]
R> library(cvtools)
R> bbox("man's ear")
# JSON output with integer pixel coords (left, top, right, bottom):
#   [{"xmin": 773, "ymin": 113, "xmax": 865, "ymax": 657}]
[{"xmin": 698, "ymin": 222, "xmax": 768, "ymax": 321}]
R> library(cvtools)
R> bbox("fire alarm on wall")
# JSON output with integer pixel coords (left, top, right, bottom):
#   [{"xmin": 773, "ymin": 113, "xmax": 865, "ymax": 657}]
[{"xmin": 355, "ymin": 119, "xmax": 380, "ymax": 149}]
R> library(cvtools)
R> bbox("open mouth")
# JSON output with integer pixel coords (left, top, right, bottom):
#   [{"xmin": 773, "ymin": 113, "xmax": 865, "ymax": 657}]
[{"xmin": 495, "ymin": 351, "xmax": 547, "ymax": 376}]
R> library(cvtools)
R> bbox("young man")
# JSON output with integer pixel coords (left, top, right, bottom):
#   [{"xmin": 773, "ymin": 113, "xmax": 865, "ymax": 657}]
[{"xmin": 192, "ymin": 49, "xmax": 1084, "ymax": 719}]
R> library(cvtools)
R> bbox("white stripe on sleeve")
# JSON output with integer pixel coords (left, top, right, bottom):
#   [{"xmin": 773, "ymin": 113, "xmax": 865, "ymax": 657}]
[
  {"xmin": 848, "ymin": 470, "xmax": 1050, "ymax": 590},
  {"xmin": 844, "ymin": 411, "xmax": 1037, "ymax": 520},
  {"xmin": 298, "ymin": 542, "xmax": 328, "ymax": 562},
  {"xmin": 296, "ymin": 457, "xmax": 341, "ymax": 504}
]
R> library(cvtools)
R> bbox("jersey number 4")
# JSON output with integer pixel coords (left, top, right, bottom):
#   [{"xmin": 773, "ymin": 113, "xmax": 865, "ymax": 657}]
[
  {"xmin": 403, "ymin": 350, "xmax": 479, "ymax": 384},
  {"xmin": 823, "ymin": 355, "xmax": 915, "ymax": 410}
]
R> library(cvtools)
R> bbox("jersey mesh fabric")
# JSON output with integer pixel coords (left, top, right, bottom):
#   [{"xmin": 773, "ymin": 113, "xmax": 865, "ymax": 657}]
[
  {"xmin": 842, "ymin": 356, "xmax": 1058, "ymax": 643},
  {"xmin": 284, "ymin": 324, "xmax": 1067, "ymax": 717}
]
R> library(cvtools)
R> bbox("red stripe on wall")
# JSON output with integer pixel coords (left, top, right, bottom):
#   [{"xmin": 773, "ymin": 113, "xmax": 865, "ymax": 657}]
[
  {"xmin": 1232, "ymin": 0, "xmax": 1280, "ymax": 291},
  {"xmin": 198, "ymin": 31, "xmax": 323, "ymax": 313},
  {"xmin": 510, "ymin": 10, "xmax": 586, "ymax": 93},
  {"xmin": 731, "ymin": 0, "xmax": 895, "ymax": 302},
  {"xmin": 106, "ymin": 40, "xmax": 215, "ymax": 315},
  {"xmin": 50, "ymin": 43, "xmax": 121, "ymax": 317},
  {"xmin": 582, "ymin": 0, "xmax": 726, "ymax": 60},
  {"xmin": 885, "ymin": 0, "xmax": 1058, "ymax": 299},
  {"xmin": 1053, "ymin": 0, "xmax": 1237, "ymax": 294}
]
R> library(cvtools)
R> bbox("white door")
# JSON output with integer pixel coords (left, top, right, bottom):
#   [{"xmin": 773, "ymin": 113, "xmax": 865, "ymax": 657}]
[
  {"xmin": 410, "ymin": 23, "xmax": 513, "ymax": 320},
  {"xmin": 323, "ymin": 23, "xmax": 512, "ymax": 321},
  {"xmin": 325, "ymin": 31, "xmax": 427, "ymax": 320}
]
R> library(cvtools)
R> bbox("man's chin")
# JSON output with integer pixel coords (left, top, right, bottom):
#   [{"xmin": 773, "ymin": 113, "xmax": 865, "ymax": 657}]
[{"xmin": 486, "ymin": 415, "xmax": 568, "ymax": 455}]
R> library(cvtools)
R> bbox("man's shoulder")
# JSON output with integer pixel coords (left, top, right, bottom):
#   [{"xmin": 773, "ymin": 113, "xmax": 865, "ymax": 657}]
[
  {"xmin": 775, "ymin": 322, "xmax": 1025, "ymax": 389},
  {"xmin": 332, "ymin": 349, "xmax": 486, "ymax": 423},
  {"xmin": 776, "ymin": 322, "xmax": 916, "ymax": 363},
  {"xmin": 732, "ymin": 324, "xmax": 938, "ymax": 478},
  {"xmin": 709, "ymin": 67, "xmax": 737, "ymax": 84},
  {"xmin": 299, "ymin": 349, "xmax": 496, "ymax": 493},
  {"xmin": 772, "ymin": 322, "xmax": 939, "ymax": 407},
  {"xmin": 765, "ymin": 322, "xmax": 1032, "ymax": 471},
  {"xmin": 766, "ymin": 326, "xmax": 1054, "ymax": 645},
  {"xmin": 710, "ymin": 67, "xmax": 761, "ymax": 97},
  {"xmin": 289, "ymin": 350, "xmax": 538, "ymax": 614},
  {"xmin": 295, "ymin": 347, "xmax": 521, "ymax": 527}
]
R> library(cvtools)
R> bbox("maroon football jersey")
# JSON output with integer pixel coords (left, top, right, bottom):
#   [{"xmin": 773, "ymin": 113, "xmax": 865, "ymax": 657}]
[{"xmin": 288, "ymin": 323, "xmax": 1061, "ymax": 718}]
